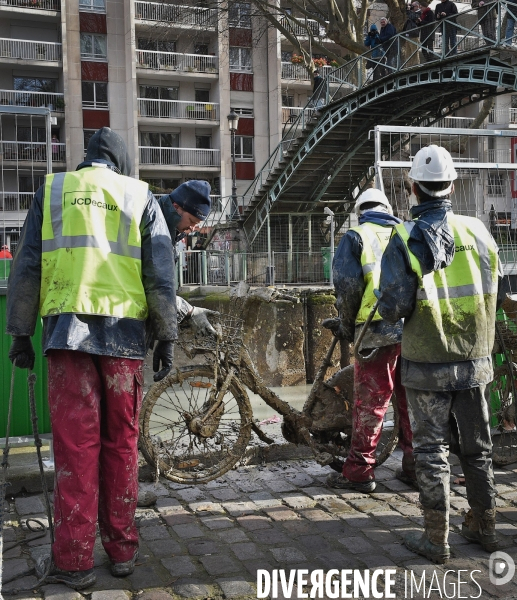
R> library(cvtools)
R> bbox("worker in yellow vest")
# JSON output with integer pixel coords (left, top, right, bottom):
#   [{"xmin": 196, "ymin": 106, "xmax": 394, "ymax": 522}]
[
  {"xmin": 6, "ymin": 128, "xmax": 177, "ymax": 589},
  {"xmin": 378, "ymin": 145, "xmax": 504, "ymax": 563},
  {"xmin": 325, "ymin": 188, "xmax": 415, "ymax": 492}
]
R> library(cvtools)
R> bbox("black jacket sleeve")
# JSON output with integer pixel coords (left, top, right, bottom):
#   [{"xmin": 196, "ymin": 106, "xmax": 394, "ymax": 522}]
[
  {"xmin": 141, "ymin": 191, "xmax": 178, "ymax": 341},
  {"xmin": 332, "ymin": 230, "xmax": 365, "ymax": 341},
  {"xmin": 6, "ymin": 187, "xmax": 43, "ymax": 337}
]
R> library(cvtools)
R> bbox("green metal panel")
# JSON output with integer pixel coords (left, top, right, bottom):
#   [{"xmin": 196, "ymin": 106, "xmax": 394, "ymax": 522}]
[{"xmin": 0, "ymin": 290, "xmax": 51, "ymax": 437}]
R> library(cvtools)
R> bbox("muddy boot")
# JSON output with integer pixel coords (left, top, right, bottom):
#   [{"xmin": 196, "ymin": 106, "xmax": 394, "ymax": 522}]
[
  {"xmin": 404, "ymin": 509, "xmax": 450, "ymax": 564},
  {"xmin": 461, "ymin": 508, "xmax": 498, "ymax": 552}
]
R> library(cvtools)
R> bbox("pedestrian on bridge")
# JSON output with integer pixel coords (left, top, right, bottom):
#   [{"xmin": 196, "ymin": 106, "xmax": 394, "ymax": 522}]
[
  {"xmin": 364, "ymin": 23, "xmax": 384, "ymax": 81},
  {"xmin": 435, "ymin": 0, "xmax": 458, "ymax": 54},
  {"xmin": 326, "ymin": 188, "xmax": 415, "ymax": 493},
  {"xmin": 377, "ymin": 145, "xmax": 504, "ymax": 564},
  {"xmin": 6, "ymin": 127, "xmax": 177, "ymax": 588},
  {"xmin": 472, "ymin": 0, "xmax": 496, "ymax": 44},
  {"xmin": 505, "ymin": 0, "xmax": 517, "ymax": 43},
  {"xmin": 416, "ymin": 3, "xmax": 436, "ymax": 62},
  {"xmin": 379, "ymin": 17, "xmax": 398, "ymax": 72},
  {"xmin": 402, "ymin": 2, "xmax": 422, "ymax": 67}
]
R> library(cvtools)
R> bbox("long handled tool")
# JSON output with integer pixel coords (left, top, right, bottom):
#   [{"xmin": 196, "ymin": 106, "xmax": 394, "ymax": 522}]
[{"xmin": 354, "ymin": 299, "xmax": 380, "ymax": 362}]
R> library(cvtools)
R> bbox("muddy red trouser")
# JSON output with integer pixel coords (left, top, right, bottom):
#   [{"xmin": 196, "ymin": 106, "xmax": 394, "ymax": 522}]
[
  {"xmin": 47, "ymin": 350, "xmax": 143, "ymax": 571},
  {"xmin": 342, "ymin": 343, "xmax": 413, "ymax": 482}
]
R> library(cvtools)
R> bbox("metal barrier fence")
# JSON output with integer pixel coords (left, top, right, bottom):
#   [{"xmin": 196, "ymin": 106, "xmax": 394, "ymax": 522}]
[{"xmin": 177, "ymin": 250, "xmax": 331, "ymax": 287}]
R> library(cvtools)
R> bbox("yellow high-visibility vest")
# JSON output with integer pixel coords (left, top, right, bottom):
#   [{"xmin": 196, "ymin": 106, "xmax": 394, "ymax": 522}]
[
  {"xmin": 40, "ymin": 165, "xmax": 150, "ymax": 320},
  {"xmin": 350, "ymin": 221, "xmax": 393, "ymax": 324},
  {"xmin": 394, "ymin": 213, "xmax": 499, "ymax": 362}
]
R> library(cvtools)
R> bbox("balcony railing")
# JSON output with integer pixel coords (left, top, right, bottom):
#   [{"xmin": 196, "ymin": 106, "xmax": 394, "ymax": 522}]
[
  {"xmin": 136, "ymin": 50, "xmax": 217, "ymax": 73},
  {"xmin": 431, "ymin": 116, "xmax": 478, "ymax": 129},
  {"xmin": 0, "ymin": 38, "xmax": 62, "ymax": 62},
  {"xmin": 139, "ymin": 146, "xmax": 220, "ymax": 167},
  {"xmin": 0, "ymin": 141, "xmax": 66, "ymax": 162},
  {"xmin": 0, "ymin": 0, "xmax": 60, "ymax": 10},
  {"xmin": 138, "ymin": 98, "xmax": 219, "ymax": 120},
  {"xmin": 0, "ymin": 89, "xmax": 64, "ymax": 111},
  {"xmin": 281, "ymin": 106, "xmax": 315, "ymax": 125},
  {"xmin": 279, "ymin": 16, "xmax": 327, "ymax": 38},
  {"xmin": 489, "ymin": 108, "xmax": 517, "ymax": 125},
  {"xmin": 135, "ymin": 1, "xmax": 216, "ymax": 27},
  {"xmin": 281, "ymin": 62, "xmax": 332, "ymax": 81},
  {"xmin": 0, "ymin": 192, "xmax": 34, "ymax": 211},
  {"xmin": 487, "ymin": 148, "xmax": 512, "ymax": 163}
]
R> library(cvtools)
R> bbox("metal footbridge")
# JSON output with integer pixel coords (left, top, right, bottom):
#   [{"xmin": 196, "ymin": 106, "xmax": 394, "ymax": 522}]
[{"xmin": 236, "ymin": 1, "xmax": 517, "ymax": 246}]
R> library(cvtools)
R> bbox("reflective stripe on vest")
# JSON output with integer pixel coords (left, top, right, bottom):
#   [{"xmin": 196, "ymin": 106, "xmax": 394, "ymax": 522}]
[
  {"xmin": 395, "ymin": 214, "xmax": 498, "ymax": 362},
  {"xmin": 350, "ymin": 222, "xmax": 393, "ymax": 324},
  {"xmin": 40, "ymin": 166, "xmax": 150, "ymax": 320}
]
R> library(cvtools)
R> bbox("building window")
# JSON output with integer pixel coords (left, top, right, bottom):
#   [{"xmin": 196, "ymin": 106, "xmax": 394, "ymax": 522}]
[
  {"xmin": 18, "ymin": 175, "xmax": 45, "ymax": 193},
  {"xmin": 282, "ymin": 93, "xmax": 294, "ymax": 106},
  {"xmin": 281, "ymin": 50, "xmax": 293, "ymax": 62},
  {"xmin": 194, "ymin": 43, "xmax": 209, "ymax": 55},
  {"xmin": 79, "ymin": 0, "xmax": 106, "ymax": 12},
  {"xmin": 143, "ymin": 178, "xmax": 180, "ymax": 195},
  {"xmin": 80, "ymin": 33, "xmax": 107, "ymax": 60},
  {"xmin": 82, "ymin": 81, "xmax": 108, "ymax": 109},
  {"xmin": 139, "ymin": 85, "xmax": 178, "ymax": 100},
  {"xmin": 229, "ymin": 46, "xmax": 252, "ymax": 72},
  {"xmin": 138, "ymin": 38, "xmax": 177, "ymax": 53},
  {"xmin": 84, "ymin": 129, "xmax": 96, "ymax": 154},
  {"xmin": 488, "ymin": 172, "xmax": 506, "ymax": 196},
  {"xmin": 196, "ymin": 135, "xmax": 211, "ymax": 149},
  {"xmin": 235, "ymin": 135, "xmax": 253, "ymax": 160},
  {"xmin": 13, "ymin": 77, "xmax": 57, "ymax": 92},
  {"xmin": 141, "ymin": 132, "xmax": 179, "ymax": 147},
  {"xmin": 233, "ymin": 107, "xmax": 253, "ymax": 116},
  {"xmin": 17, "ymin": 127, "xmax": 46, "ymax": 142},
  {"xmin": 195, "ymin": 89, "xmax": 210, "ymax": 103},
  {"xmin": 229, "ymin": 2, "xmax": 251, "ymax": 27}
]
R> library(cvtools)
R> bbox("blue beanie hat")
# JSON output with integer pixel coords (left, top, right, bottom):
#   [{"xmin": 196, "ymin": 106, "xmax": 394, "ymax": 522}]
[{"xmin": 169, "ymin": 181, "xmax": 211, "ymax": 220}]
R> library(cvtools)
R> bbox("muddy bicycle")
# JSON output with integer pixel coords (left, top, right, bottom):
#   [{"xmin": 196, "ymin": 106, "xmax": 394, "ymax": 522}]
[{"xmin": 139, "ymin": 286, "xmax": 400, "ymax": 484}]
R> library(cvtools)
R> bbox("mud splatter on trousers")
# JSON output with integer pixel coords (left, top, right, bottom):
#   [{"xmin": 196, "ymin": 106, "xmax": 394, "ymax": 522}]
[
  {"xmin": 405, "ymin": 384, "xmax": 496, "ymax": 514},
  {"xmin": 342, "ymin": 343, "xmax": 414, "ymax": 482},
  {"xmin": 47, "ymin": 350, "xmax": 143, "ymax": 571}
]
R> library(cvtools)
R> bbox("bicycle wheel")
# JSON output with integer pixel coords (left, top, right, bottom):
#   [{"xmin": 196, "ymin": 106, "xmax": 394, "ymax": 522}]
[{"xmin": 140, "ymin": 366, "xmax": 253, "ymax": 484}]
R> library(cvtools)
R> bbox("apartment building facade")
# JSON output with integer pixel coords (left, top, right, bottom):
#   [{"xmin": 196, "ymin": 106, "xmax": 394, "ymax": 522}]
[{"xmin": 0, "ymin": 0, "xmax": 350, "ymax": 250}]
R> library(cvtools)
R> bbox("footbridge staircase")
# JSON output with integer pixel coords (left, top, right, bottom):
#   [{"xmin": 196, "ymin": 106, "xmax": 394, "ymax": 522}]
[{"xmin": 234, "ymin": 1, "xmax": 517, "ymax": 247}]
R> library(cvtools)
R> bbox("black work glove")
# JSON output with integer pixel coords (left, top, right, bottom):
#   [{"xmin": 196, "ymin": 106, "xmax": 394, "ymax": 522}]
[
  {"xmin": 321, "ymin": 318, "xmax": 349, "ymax": 341},
  {"xmin": 9, "ymin": 336, "xmax": 35, "ymax": 370},
  {"xmin": 153, "ymin": 341, "xmax": 174, "ymax": 382}
]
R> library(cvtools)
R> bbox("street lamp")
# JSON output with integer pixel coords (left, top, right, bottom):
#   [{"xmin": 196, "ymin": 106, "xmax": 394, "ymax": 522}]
[{"xmin": 227, "ymin": 108, "xmax": 239, "ymax": 220}]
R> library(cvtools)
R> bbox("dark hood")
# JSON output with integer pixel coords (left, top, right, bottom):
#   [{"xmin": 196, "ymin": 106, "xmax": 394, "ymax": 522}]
[
  {"xmin": 82, "ymin": 127, "xmax": 132, "ymax": 176},
  {"xmin": 408, "ymin": 199, "xmax": 455, "ymax": 274}
]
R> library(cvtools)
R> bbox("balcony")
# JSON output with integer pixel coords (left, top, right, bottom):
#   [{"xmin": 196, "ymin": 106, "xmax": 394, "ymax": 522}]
[
  {"xmin": 281, "ymin": 106, "xmax": 314, "ymax": 125},
  {"xmin": 139, "ymin": 146, "xmax": 220, "ymax": 167},
  {"xmin": 136, "ymin": 50, "xmax": 217, "ymax": 74},
  {"xmin": 0, "ymin": 0, "xmax": 60, "ymax": 10},
  {"xmin": 138, "ymin": 99, "xmax": 219, "ymax": 121},
  {"xmin": 135, "ymin": 1, "xmax": 216, "ymax": 28},
  {"xmin": 0, "ymin": 141, "xmax": 66, "ymax": 163},
  {"xmin": 489, "ymin": 108, "xmax": 517, "ymax": 125},
  {"xmin": 487, "ymin": 148, "xmax": 512, "ymax": 163},
  {"xmin": 0, "ymin": 192, "xmax": 34, "ymax": 212},
  {"xmin": 0, "ymin": 38, "xmax": 62, "ymax": 62},
  {"xmin": 0, "ymin": 90, "xmax": 64, "ymax": 111},
  {"xmin": 281, "ymin": 62, "xmax": 332, "ymax": 81},
  {"xmin": 279, "ymin": 16, "xmax": 328, "ymax": 38}
]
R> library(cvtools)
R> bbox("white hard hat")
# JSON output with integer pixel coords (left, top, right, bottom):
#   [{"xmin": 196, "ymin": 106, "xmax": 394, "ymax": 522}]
[
  {"xmin": 409, "ymin": 145, "xmax": 457, "ymax": 184},
  {"xmin": 354, "ymin": 188, "xmax": 393, "ymax": 216}
]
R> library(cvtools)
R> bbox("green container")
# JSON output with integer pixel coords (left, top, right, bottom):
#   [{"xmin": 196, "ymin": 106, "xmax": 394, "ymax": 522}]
[
  {"xmin": 321, "ymin": 247, "xmax": 331, "ymax": 280},
  {"xmin": 0, "ymin": 289, "xmax": 50, "ymax": 437},
  {"xmin": 489, "ymin": 308, "xmax": 515, "ymax": 428},
  {"xmin": 0, "ymin": 259, "xmax": 11, "ymax": 279}
]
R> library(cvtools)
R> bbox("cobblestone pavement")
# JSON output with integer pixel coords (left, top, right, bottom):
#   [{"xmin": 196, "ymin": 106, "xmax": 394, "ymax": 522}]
[{"xmin": 3, "ymin": 449, "xmax": 517, "ymax": 600}]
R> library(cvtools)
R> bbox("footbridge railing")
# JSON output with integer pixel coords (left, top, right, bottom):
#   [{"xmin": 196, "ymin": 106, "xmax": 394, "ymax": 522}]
[{"xmin": 216, "ymin": 1, "xmax": 517, "ymax": 245}]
